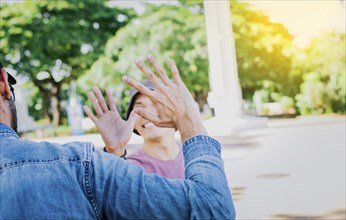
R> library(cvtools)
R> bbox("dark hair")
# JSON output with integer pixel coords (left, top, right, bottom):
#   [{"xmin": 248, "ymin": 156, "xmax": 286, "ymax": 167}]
[{"xmin": 126, "ymin": 80, "xmax": 155, "ymax": 135}]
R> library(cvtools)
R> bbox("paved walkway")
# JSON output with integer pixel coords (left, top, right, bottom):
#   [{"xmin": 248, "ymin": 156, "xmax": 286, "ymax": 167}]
[
  {"xmin": 32, "ymin": 115, "xmax": 346, "ymax": 219},
  {"xmin": 221, "ymin": 115, "xmax": 345, "ymax": 219}
]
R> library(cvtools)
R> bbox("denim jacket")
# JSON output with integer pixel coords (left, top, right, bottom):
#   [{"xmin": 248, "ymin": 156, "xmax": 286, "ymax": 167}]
[{"xmin": 0, "ymin": 123, "xmax": 235, "ymax": 219}]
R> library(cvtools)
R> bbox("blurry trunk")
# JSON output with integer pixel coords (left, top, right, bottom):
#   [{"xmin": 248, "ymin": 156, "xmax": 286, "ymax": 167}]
[
  {"xmin": 50, "ymin": 83, "xmax": 62, "ymax": 127},
  {"xmin": 39, "ymin": 83, "xmax": 62, "ymax": 127},
  {"xmin": 42, "ymin": 90, "xmax": 52, "ymax": 122}
]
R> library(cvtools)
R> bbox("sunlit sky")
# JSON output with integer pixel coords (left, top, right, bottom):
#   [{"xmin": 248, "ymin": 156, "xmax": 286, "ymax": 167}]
[
  {"xmin": 243, "ymin": 0, "xmax": 346, "ymax": 47},
  {"xmin": 110, "ymin": 0, "xmax": 346, "ymax": 47},
  {"xmin": 2, "ymin": 0, "xmax": 345, "ymax": 47}
]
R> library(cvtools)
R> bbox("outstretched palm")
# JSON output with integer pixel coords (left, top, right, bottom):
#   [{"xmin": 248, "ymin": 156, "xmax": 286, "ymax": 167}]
[{"xmin": 83, "ymin": 86, "xmax": 137, "ymax": 155}]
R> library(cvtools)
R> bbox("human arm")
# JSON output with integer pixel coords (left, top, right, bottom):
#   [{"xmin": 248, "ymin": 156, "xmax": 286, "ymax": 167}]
[
  {"xmin": 92, "ymin": 135, "xmax": 235, "ymax": 219},
  {"xmin": 83, "ymin": 86, "xmax": 138, "ymax": 156},
  {"xmin": 91, "ymin": 55, "xmax": 235, "ymax": 219}
]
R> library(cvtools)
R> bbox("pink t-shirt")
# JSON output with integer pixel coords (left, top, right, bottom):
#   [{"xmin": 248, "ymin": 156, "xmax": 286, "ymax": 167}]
[{"xmin": 127, "ymin": 148, "xmax": 185, "ymax": 179}]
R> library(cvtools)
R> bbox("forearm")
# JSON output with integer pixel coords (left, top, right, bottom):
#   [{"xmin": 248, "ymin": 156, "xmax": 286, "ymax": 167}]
[
  {"xmin": 96, "ymin": 136, "xmax": 235, "ymax": 219},
  {"xmin": 176, "ymin": 103, "xmax": 208, "ymax": 143},
  {"xmin": 182, "ymin": 135, "xmax": 236, "ymax": 219},
  {"xmin": 177, "ymin": 113, "xmax": 208, "ymax": 143}
]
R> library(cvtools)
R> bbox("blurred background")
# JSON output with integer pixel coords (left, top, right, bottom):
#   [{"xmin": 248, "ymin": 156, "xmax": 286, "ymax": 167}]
[
  {"xmin": 1, "ymin": 0, "xmax": 345, "ymax": 219},
  {"xmin": 1, "ymin": 0, "xmax": 344, "ymax": 136}
]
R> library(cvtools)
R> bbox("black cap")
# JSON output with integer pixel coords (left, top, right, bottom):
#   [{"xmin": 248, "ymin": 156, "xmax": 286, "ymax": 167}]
[
  {"xmin": 126, "ymin": 80, "xmax": 155, "ymax": 135},
  {"xmin": 0, "ymin": 61, "xmax": 17, "ymax": 85}
]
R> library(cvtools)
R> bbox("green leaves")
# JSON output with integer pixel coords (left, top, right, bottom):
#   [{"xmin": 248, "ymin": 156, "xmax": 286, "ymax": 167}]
[
  {"xmin": 81, "ymin": 4, "xmax": 210, "ymax": 116},
  {"xmin": 230, "ymin": 1, "xmax": 296, "ymax": 99},
  {"xmin": 1, "ymin": 0, "xmax": 344, "ymax": 125},
  {"xmin": 296, "ymin": 32, "xmax": 346, "ymax": 114},
  {"xmin": 1, "ymin": 0, "xmax": 134, "ymax": 125}
]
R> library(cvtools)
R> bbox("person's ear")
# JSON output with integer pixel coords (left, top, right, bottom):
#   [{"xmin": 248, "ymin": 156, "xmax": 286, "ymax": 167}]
[{"xmin": 0, "ymin": 68, "xmax": 12, "ymax": 100}]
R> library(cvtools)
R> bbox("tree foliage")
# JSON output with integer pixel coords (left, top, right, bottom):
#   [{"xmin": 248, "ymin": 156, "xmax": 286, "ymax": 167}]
[
  {"xmin": 79, "ymin": 4, "xmax": 210, "ymax": 116},
  {"xmin": 80, "ymin": 0, "xmax": 307, "ymax": 117},
  {"xmin": 296, "ymin": 32, "xmax": 346, "ymax": 114},
  {"xmin": 1, "ymin": 0, "xmax": 343, "ymax": 128},
  {"xmin": 0, "ymin": 0, "xmax": 135, "ymax": 125},
  {"xmin": 230, "ymin": 1, "xmax": 299, "ymax": 100}
]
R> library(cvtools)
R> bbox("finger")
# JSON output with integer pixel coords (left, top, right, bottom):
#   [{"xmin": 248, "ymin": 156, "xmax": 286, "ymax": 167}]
[
  {"xmin": 83, "ymin": 105, "xmax": 98, "ymax": 125},
  {"xmin": 92, "ymin": 86, "xmax": 109, "ymax": 112},
  {"xmin": 133, "ymin": 107, "xmax": 160, "ymax": 125},
  {"xmin": 166, "ymin": 59, "xmax": 182, "ymax": 85},
  {"xmin": 134, "ymin": 59, "xmax": 162, "ymax": 88},
  {"xmin": 88, "ymin": 91, "xmax": 104, "ymax": 117},
  {"xmin": 106, "ymin": 88, "xmax": 118, "ymax": 113},
  {"xmin": 127, "ymin": 110, "xmax": 139, "ymax": 129},
  {"xmin": 146, "ymin": 55, "xmax": 171, "ymax": 85},
  {"xmin": 122, "ymin": 76, "xmax": 155, "ymax": 100}
]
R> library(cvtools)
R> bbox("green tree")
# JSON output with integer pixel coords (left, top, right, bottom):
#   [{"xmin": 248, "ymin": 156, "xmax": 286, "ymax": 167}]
[
  {"xmin": 79, "ymin": 4, "xmax": 210, "ymax": 116},
  {"xmin": 0, "ymin": 0, "xmax": 135, "ymax": 126},
  {"xmin": 81, "ymin": 0, "xmax": 300, "ymax": 117},
  {"xmin": 180, "ymin": 0, "xmax": 298, "ymax": 101},
  {"xmin": 296, "ymin": 32, "xmax": 346, "ymax": 114},
  {"xmin": 230, "ymin": 0, "xmax": 298, "ymax": 100}
]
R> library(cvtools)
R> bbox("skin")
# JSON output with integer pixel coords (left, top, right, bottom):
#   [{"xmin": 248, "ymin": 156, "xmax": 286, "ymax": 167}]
[
  {"xmin": 1, "ymin": 57, "xmax": 233, "ymax": 220},
  {"xmin": 84, "ymin": 55, "xmax": 207, "ymax": 157},
  {"xmin": 132, "ymin": 94, "xmax": 179, "ymax": 160},
  {"xmin": 0, "ymin": 68, "xmax": 17, "ymax": 131},
  {"xmin": 1, "ymin": 56, "xmax": 208, "ymax": 157},
  {"xmin": 127, "ymin": 55, "xmax": 207, "ymax": 143},
  {"xmin": 83, "ymin": 86, "xmax": 138, "ymax": 156}
]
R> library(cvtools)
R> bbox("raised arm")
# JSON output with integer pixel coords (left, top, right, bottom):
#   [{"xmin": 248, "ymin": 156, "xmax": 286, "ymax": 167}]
[{"xmin": 93, "ymin": 55, "xmax": 235, "ymax": 219}]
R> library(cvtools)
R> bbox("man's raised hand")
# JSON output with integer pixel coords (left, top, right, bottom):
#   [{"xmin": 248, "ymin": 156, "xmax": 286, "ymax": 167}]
[{"xmin": 123, "ymin": 55, "xmax": 207, "ymax": 143}]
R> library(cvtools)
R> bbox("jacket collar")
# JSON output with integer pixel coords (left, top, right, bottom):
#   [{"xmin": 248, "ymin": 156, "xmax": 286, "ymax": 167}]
[{"xmin": 0, "ymin": 123, "xmax": 20, "ymax": 139}]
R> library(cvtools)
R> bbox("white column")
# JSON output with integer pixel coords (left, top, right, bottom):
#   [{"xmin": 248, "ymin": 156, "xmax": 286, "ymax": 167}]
[
  {"xmin": 203, "ymin": 0, "xmax": 267, "ymax": 135},
  {"xmin": 204, "ymin": 0, "xmax": 243, "ymax": 120}
]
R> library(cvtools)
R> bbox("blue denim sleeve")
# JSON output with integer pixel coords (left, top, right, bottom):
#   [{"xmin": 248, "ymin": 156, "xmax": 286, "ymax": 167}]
[
  {"xmin": 91, "ymin": 135, "xmax": 235, "ymax": 219},
  {"xmin": 182, "ymin": 135, "xmax": 236, "ymax": 219}
]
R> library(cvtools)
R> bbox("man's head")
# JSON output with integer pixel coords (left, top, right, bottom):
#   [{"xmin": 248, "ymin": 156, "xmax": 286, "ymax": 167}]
[
  {"xmin": 0, "ymin": 61, "xmax": 18, "ymax": 132},
  {"xmin": 126, "ymin": 80, "xmax": 175, "ymax": 139}
]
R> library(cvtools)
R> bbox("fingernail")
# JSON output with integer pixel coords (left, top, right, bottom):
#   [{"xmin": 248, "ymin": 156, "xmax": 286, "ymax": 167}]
[
  {"xmin": 135, "ymin": 59, "xmax": 141, "ymax": 65},
  {"xmin": 146, "ymin": 54, "xmax": 152, "ymax": 60},
  {"xmin": 122, "ymin": 76, "xmax": 128, "ymax": 81},
  {"xmin": 133, "ymin": 108, "xmax": 140, "ymax": 114}
]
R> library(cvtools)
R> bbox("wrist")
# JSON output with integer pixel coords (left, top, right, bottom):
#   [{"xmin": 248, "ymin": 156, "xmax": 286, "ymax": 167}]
[
  {"xmin": 103, "ymin": 146, "xmax": 127, "ymax": 159},
  {"xmin": 177, "ymin": 117, "xmax": 208, "ymax": 143}
]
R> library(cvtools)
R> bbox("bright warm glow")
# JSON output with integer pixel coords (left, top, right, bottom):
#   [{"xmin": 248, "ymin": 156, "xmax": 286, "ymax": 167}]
[{"xmin": 244, "ymin": 0, "xmax": 346, "ymax": 47}]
